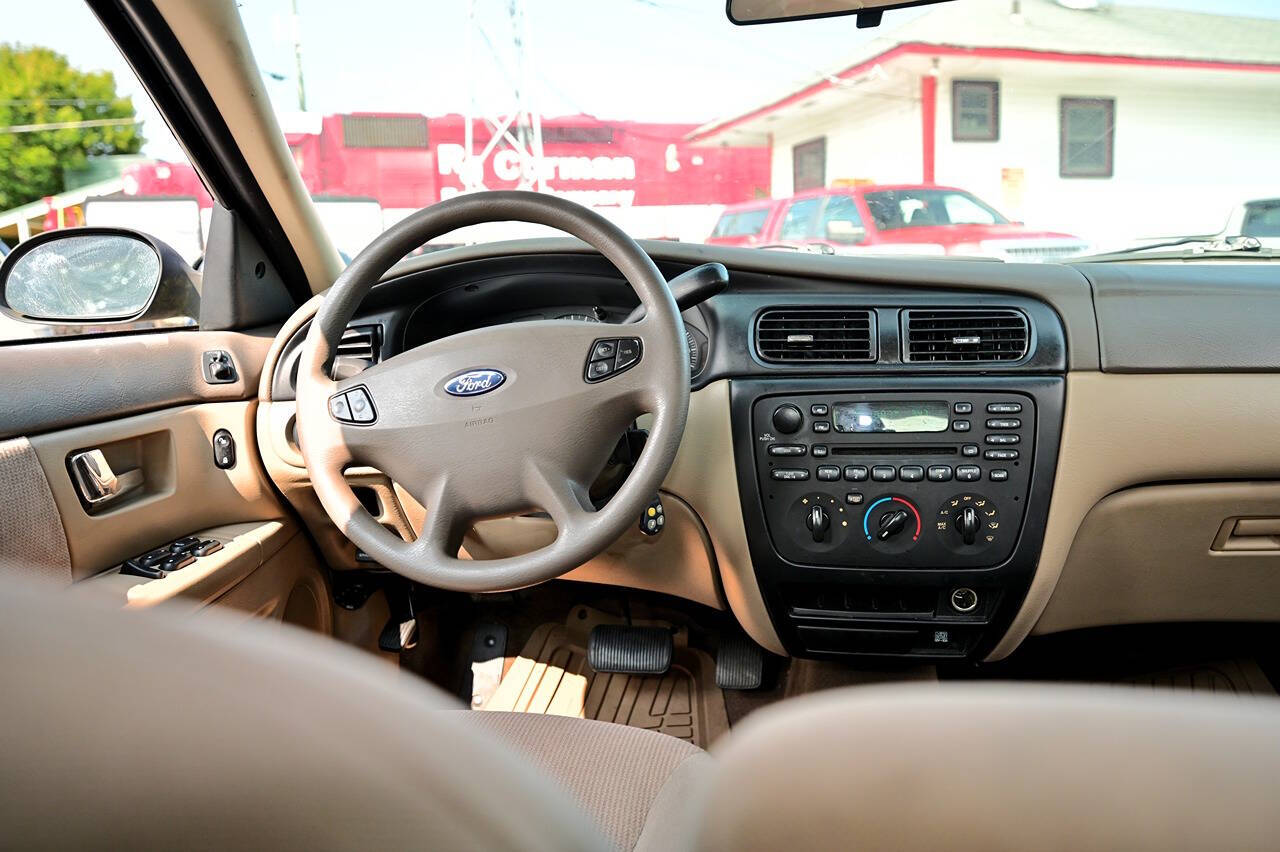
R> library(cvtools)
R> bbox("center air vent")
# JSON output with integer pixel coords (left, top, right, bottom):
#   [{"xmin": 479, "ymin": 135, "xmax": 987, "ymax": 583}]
[
  {"xmin": 903, "ymin": 309, "xmax": 1029, "ymax": 363},
  {"xmin": 330, "ymin": 323, "xmax": 382, "ymax": 378},
  {"xmin": 755, "ymin": 308, "xmax": 875, "ymax": 363}
]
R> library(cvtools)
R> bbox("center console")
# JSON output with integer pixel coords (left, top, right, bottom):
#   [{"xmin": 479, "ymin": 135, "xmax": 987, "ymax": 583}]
[{"xmin": 731, "ymin": 377, "xmax": 1063, "ymax": 661}]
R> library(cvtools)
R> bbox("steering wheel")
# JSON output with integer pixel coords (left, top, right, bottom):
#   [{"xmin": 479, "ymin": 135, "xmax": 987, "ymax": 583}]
[{"xmin": 295, "ymin": 191, "xmax": 690, "ymax": 591}]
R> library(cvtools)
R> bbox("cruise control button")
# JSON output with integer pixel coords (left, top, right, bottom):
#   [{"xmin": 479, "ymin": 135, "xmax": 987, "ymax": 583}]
[
  {"xmin": 816, "ymin": 465, "xmax": 841, "ymax": 482},
  {"xmin": 771, "ymin": 468, "xmax": 810, "ymax": 481},
  {"xmin": 953, "ymin": 402, "xmax": 973, "ymax": 414},
  {"xmin": 927, "ymin": 465, "xmax": 953, "ymax": 482},
  {"xmin": 985, "ymin": 434, "xmax": 1020, "ymax": 445},
  {"xmin": 952, "ymin": 420, "xmax": 971, "ymax": 432},
  {"xmin": 871, "ymin": 465, "xmax": 896, "ymax": 482},
  {"xmin": 328, "ymin": 393, "xmax": 352, "ymax": 422},
  {"xmin": 961, "ymin": 444, "xmax": 980, "ymax": 457},
  {"xmin": 768, "ymin": 444, "xmax": 806, "ymax": 457},
  {"xmin": 986, "ymin": 418, "xmax": 1021, "ymax": 430},
  {"xmin": 844, "ymin": 465, "xmax": 868, "ymax": 482},
  {"xmin": 987, "ymin": 402, "xmax": 1023, "ymax": 414},
  {"xmin": 614, "ymin": 338, "xmax": 641, "ymax": 370},
  {"xmin": 899, "ymin": 465, "xmax": 924, "ymax": 482},
  {"xmin": 347, "ymin": 387, "xmax": 376, "ymax": 423},
  {"xmin": 990, "ymin": 469, "xmax": 1010, "ymax": 482},
  {"xmin": 591, "ymin": 340, "xmax": 616, "ymax": 360},
  {"xmin": 984, "ymin": 449, "xmax": 1020, "ymax": 461},
  {"xmin": 956, "ymin": 465, "xmax": 981, "ymax": 482},
  {"xmin": 810, "ymin": 404, "xmax": 829, "ymax": 416},
  {"xmin": 587, "ymin": 360, "xmax": 613, "ymax": 380},
  {"xmin": 812, "ymin": 421, "xmax": 831, "ymax": 433},
  {"xmin": 811, "ymin": 445, "xmax": 829, "ymax": 458}
]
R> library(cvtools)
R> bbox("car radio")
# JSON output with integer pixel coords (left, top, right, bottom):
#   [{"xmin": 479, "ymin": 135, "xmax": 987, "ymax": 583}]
[{"xmin": 754, "ymin": 391, "xmax": 1033, "ymax": 569}]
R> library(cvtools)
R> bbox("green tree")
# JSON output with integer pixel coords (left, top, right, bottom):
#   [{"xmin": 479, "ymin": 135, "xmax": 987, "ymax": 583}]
[{"xmin": 0, "ymin": 45, "xmax": 144, "ymax": 210}]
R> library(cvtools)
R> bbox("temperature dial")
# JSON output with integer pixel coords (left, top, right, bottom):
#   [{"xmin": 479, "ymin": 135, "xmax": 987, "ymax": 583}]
[
  {"xmin": 863, "ymin": 495, "xmax": 921, "ymax": 554},
  {"xmin": 937, "ymin": 493, "xmax": 1000, "ymax": 553}
]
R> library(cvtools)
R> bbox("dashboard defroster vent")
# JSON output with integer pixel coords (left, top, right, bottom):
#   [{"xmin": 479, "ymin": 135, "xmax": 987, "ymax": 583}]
[
  {"xmin": 903, "ymin": 309, "xmax": 1029, "ymax": 363},
  {"xmin": 755, "ymin": 308, "xmax": 875, "ymax": 363}
]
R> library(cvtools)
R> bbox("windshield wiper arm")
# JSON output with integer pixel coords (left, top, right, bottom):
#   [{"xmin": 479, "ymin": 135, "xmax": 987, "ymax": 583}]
[{"xmin": 1087, "ymin": 235, "xmax": 1264, "ymax": 258}]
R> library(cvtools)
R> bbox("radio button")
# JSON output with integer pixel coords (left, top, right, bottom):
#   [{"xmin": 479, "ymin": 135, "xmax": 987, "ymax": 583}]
[
  {"xmin": 812, "ymin": 421, "xmax": 831, "ymax": 433},
  {"xmin": 768, "ymin": 444, "xmax": 807, "ymax": 456},
  {"xmin": 871, "ymin": 465, "xmax": 897, "ymax": 482},
  {"xmin": 956, "ymin": 465, "xmax": 981, "ymax": 482},
  {"xmin": 810, "ymin": 404, "xmax": 829, "ymax": 416},
  {"xmin": 984, "ymin": 449, "xmax": 1019, "ymax": 461},
  {"xmin": 927, "ymin": 465, "xmax": 953, "ymax": 482},
  {"xmin": 961, "ymin": 444, "xmax": 980, "ymax": 457},
  {"xmin": 899, "ymin": 465, "xmax": 924, "ymax": 482},
  {"xmin": 990, "ymin": 469, "xmax": 1010, "ymax": 482},
  {"xmin": 771, "ymin": 468, "xmax": 810, "ymax": 481},
  {"xmin": 952, "ymin": 420, "xmax": 971, "ymax": 432},
  {"xmin": 985, "ymin": 434, "xmax": 1020, "ymax": 445},
  {"xmin": 953, "ymin": 402, "xmax": 973, "ymax": 415},
  {"xmin": 987, "ymin": 402, "xmax": 1023, "ymax": 414},
  {"xmin": 986, "ymin": 418, "xmax": 1021, "ymax": 430},
  {"xmin": 843, "ymin": 465, "xmax": 869, "ymax": 482},
  {"xmin": 816, "ymin": 465, "xmax": 841, "ymax": 482},
  {"xmin": 845, "ymin": 492, "xmax": 864, "ymax": 505},
  {"xmin": 812, "ymin": 444, "xmax": 829, "ymax": 458}
]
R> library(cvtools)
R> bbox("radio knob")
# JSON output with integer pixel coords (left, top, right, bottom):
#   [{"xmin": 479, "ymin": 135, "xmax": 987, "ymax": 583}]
[
  {"xmin": 805, "ymin": 505, "xmax": 830, "ymax": 543},
  {"xmin": 772, "ymin": 404, "xmax": 803, "ymax": 435},
  {"xmin": 954, "ymin": 505, "xmax": 980, "ymax": 546}
]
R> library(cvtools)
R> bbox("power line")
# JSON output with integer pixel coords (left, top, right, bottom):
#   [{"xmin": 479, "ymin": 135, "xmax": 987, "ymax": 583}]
[{"xmin": 0, "ymin": 117, "xmax": 141, "ymax": 134}]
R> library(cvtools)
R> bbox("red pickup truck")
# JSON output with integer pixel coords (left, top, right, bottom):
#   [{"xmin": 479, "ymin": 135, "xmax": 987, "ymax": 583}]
[{"xmin": 707, "ymin": 184, "xmax": 1088, "ymax": 262}]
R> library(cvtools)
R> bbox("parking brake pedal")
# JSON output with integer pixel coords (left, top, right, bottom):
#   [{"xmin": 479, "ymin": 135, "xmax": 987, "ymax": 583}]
[
  {"xmin": 378, "ymin": 582, "xmax": 418, "ymax": 653},
  {"xmin": 587, "ymin": 625, "xmax": 672, "ymax": 675},
  {"xmin": 716, "ymin": 634, "xmax": 766, "ymax": 690}
]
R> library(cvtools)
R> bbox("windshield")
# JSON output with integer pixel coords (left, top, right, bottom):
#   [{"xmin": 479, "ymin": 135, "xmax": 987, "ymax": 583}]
[{"xmin": 5, "ymin": 1, "xmax": 1280, "ymax": 263}]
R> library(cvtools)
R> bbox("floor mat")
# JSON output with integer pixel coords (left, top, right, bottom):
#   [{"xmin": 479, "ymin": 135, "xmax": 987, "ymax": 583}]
[
  {"xmin": 1100, "ymin": 658, "xmax": 1275, "ymax": 695},
  {"xmin": 479, "ymin": 606, "xmax": 729, "ymax": 748}
]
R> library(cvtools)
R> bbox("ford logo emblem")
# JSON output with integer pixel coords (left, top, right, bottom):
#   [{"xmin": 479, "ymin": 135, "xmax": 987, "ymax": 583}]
[{"xmin": 444, "ymin": 369, "xmax": 506, "ymax": 397}]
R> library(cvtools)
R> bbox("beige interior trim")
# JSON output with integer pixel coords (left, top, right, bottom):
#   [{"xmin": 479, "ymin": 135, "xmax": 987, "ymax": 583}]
[
  {"xmin": 151, "ymin": 0, "xmax": 342, "ymax": 293},
  {"xmin": 30, "ymin": 401, "xmax": 285, "ymax": 581},
  {"xmin": 0, "ymin": 437, "xmax": 73, "ymax": 584},
  {"xmin": 991, "ymin": 372, "xmax": 1280, "ymax": 659}
]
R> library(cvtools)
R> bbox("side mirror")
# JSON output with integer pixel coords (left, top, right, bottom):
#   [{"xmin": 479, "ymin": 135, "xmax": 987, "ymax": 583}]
[
  {"xmin": 728, "ymin": 0, "xmax": 952, "ymax": 28},
  {"xmin": 825, "ymin": 220, "xmax": 866, "ymax": 244},
  {"xmin": 0, "ymin": 228, "xmax": 199, "ymax": 339}
]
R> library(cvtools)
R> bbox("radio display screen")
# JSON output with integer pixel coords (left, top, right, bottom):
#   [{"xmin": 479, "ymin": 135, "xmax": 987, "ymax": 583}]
[{"xmin": 833, "ymin": 401, "xmax": 950, "ymax": 433}]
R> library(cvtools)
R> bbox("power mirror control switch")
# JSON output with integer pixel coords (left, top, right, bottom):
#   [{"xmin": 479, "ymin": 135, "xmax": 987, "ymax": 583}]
[
  {"xmin": 202, "ymin": 350, "xmax": 238, "ymax": 384},
  {"xmin": 213, "ymin": 429, "xmax": 236, "ymax": 469}
]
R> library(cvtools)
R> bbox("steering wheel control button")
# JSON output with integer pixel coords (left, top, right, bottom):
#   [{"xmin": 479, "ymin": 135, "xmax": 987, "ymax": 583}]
[
  {"xmin": 347, "ymin": 387, "xmax": 376, "ymax": 423},
  {"xmin": 771, "ymin": 468, "xmax": 810, "ymax": 481},
  {"xmin": 768, "ymin": 444, "xmax": 806, "ymax": 457},
  {"xmin": 871, "ymin": 465, "xmax": 896, "ymax": 482},
  {"xmin": 987, "ymin": 402, "xmax": 1023, "ymax": 414},
  {"xmin": 585, "ymin": 337, "xmax": 642, "ymax": 382},
  {"xmin": 899, "ymin": 465, "xmax": 924, "ymax": 482},
  {"xmin": 950, "ymin": 588, "xmax": 979, "ymax": 613},
  {"xmin": 816, "ymin": 465, "xmax": 841, "ymax": 482},
  {"xmin": 927, "ymin": 465, "xmax": 953, "ymax": 482},
  {"xmin": 844, "ymin": 465, "xmax": 868, "ymax": 482},
  {"xmin": 956, "ymin": 465, "xmax": 982, "ymax": 482},
  {"xmin": 639, "ymin": 497, "xmax": 665, "ymax": 536},
  {"xmin": 771, "ymin": 404, "xmax": 803, "ymax": 434},
  {"xmin": 328, "ymin": 393, "xmax": 352, "ymax": 421}
]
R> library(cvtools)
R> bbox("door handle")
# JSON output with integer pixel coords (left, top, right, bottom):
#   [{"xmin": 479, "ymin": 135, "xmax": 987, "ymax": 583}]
[{"xmin": 69, "ymin": 449, "xmax": 143, "ymax": 506}]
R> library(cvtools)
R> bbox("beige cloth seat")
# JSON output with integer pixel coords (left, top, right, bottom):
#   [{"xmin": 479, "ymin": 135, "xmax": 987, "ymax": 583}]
[{"xmin": 5, "ymin": 580, "xmax": 1280, "ymax": 851}]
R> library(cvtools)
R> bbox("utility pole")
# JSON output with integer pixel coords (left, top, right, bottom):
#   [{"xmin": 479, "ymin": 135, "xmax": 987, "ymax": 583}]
[{"xmin": 291, "ymin": 0, "xmax": 307, "ymax": 111}]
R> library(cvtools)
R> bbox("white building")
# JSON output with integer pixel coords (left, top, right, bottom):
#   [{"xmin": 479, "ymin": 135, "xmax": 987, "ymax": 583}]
[{"xmin": 691, "ymin": 0, "xmax": 1280, "ymax": 250}]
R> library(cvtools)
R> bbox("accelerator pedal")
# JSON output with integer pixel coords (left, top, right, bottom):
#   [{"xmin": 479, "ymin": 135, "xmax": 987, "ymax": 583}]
[
  {"xmin": 716, "ymin": 634, "xmax": 765, "ymax": 690},
  {"xmin": 587, "ymin": 625, "xmax": 673, "ymax": 675}
]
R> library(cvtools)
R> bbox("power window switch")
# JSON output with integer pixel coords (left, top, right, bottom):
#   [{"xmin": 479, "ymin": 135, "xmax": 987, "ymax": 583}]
[{"xmin": 194, "ymin": 539, "xmax": 224, "ymax": 557}]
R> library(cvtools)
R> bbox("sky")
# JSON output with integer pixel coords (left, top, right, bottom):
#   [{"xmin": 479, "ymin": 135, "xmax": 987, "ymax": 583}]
[{"xmin": 5, "ymin": 0, "xmax": 1280, "ymax": 162}]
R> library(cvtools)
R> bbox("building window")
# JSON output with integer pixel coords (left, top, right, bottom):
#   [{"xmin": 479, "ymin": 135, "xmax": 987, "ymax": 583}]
[
  {"xmin": 1060, "ymin": 98, "xmax": 1115, "ymax": 178},
  {"xmin": 952, "ymin": 81, "xmax": 999, "ymax": 141},
  {"xmin": 792, "ymin": 137, "xmax": 826, "ymax": 192},
  {"xmin": 341, "ymin": 115, "xmax": 429, "ymax": 149}
]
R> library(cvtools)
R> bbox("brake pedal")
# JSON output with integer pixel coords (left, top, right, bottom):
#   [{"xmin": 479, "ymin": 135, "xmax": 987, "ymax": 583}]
[
  {"xmin": 587, "ymin": 625, "xmax": 672, "ymax": 675},
  {"xmin": 717, "ymin": 634, "xmax": 765, "ymax": 690}
]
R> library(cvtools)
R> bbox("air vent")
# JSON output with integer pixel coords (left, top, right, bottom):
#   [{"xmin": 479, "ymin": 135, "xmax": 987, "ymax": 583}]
[
  {"xmin": 903, "ymin": 309, "xmax": 1029, "ymax": 363},
  {"xmin": 331, "ymin": 324, "xmax": 382, "ymax": 378},
  {"xmin": 755, "ymin": 308, "xmax": 875, "ymax": 363}
]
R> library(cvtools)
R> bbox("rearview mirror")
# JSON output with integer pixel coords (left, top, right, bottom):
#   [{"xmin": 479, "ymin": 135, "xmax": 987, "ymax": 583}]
[
  {"xmin": 826, "ymin": 220, "xmax": 867, "ymax": 244},
  {"xmin": 728, "ymin": 0, "xmax": 953, "ymax": 27},
  {"xmin": 2, "ymin": 232, "xmax": 161, "ymax": 321}
]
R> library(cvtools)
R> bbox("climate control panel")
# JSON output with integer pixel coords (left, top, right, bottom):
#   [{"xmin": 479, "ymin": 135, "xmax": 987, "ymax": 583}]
[{"xmin": 752, "ymin": 391, "xmax": 1033, "ymax": 570}]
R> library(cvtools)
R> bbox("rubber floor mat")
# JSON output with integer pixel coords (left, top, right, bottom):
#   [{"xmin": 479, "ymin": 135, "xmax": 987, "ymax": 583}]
[
  {"xmin": 479, "ymin": 607, "xmax": 729, "ymax": 747},
  {"xmin": 1102, "ymin": 658, "xmax": 1274, "ymax": 695}
]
